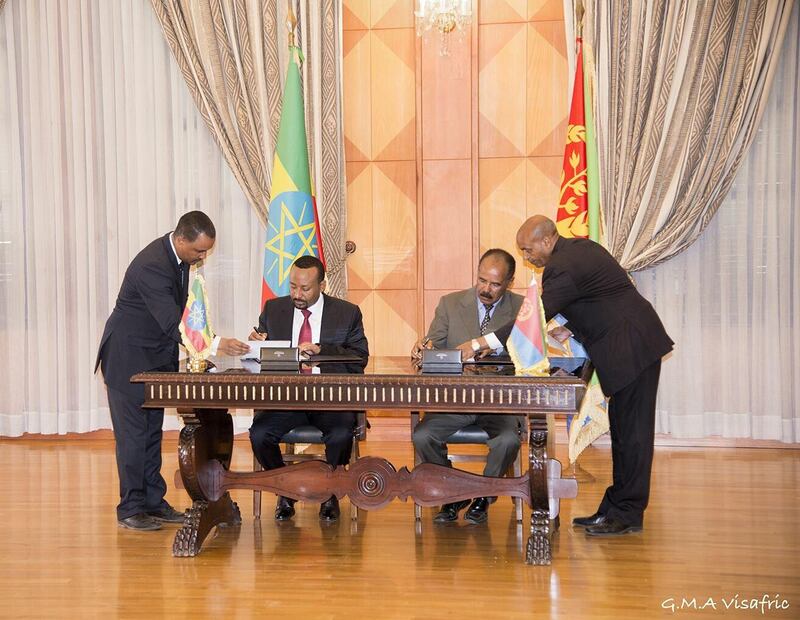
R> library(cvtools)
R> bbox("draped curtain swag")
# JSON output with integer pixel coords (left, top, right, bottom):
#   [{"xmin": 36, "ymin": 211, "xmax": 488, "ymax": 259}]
[
  {"xmin": 150, "ymin": 0, "xmax": 348, "ymax": 296},
  {"xmin": 580, "ymin": 0, "xmax": 795, "ymax": 271}
]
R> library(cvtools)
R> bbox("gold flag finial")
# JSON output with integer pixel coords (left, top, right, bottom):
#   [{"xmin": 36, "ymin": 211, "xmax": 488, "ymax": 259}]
[
  {"xmin": 575, "ymin": 0, "xmax": 584, "ymax": 38},
  {"xmin": 287, "ymin": 1, "xmax": 297, "ymax": 47}
]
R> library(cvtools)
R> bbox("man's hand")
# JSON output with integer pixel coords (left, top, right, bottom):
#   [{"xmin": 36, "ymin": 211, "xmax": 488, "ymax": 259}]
[
  {"xmin": 218, "ymin": 337, "xmax": 251, "ymax": 356},
  {"xmin": 548, "ymin": 325, "xmax": 572, "ymax": 343},
  {"xmin": 411, "ymin": 338, "xmax": 432, "ymax": 361},
  {"xmin": 249, "ymin": 329, "xmax": 267, "ymax": 341},
  {"xmin": 298, "ymin": 342, "xmax": 321, "ymax": 357},
  {"xmin": 455, "ymin": 341, "xmax": 475, "ymax": 362}
]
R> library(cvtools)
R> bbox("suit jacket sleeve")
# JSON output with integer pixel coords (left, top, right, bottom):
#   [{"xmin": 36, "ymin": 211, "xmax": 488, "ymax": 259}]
[
  {"xmin": 425, "ymin": 298, "xmax": 450, "ymax": 349},
  {"xmin": 318, "ymin": 306, "xmax": 369, "ymax": 358},
  {"xmin": 135, "ymin": 262, "xmax": 183, "ymax": 343}
]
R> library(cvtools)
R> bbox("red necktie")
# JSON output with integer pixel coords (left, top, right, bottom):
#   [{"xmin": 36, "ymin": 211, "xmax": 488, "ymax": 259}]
[
  {"xmin": 299, "ymin": 309, "xmax": 313, "ymax": 373},
  {"xmin": 299, "ymin": 308, "xmax": 312, "ymax": 344}
]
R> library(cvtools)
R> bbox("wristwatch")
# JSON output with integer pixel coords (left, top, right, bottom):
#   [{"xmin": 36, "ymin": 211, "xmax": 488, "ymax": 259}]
[{"xmin": 471, "ymin": 339, "xmax": 481, "ymax": 352}]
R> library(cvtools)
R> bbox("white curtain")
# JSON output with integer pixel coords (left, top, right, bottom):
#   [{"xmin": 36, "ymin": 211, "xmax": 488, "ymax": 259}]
[
  {"xmin": 0, "ymin": 1, "xmax": 262, "ymax": 436},
  {"xmin": 634, "ymin": 2, "xmax": 799, "ymax": 442}
]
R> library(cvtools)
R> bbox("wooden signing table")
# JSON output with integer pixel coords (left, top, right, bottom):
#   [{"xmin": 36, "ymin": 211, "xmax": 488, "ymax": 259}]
[{"xmin": 132, "ymin": 356, "xmax": 591, "ymax": 565}]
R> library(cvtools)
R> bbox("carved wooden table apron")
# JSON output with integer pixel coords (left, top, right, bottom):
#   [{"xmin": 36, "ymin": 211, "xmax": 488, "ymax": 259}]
[{"xmin": 133, "ymin": 358, "xmax": 589, "ymax": 565}]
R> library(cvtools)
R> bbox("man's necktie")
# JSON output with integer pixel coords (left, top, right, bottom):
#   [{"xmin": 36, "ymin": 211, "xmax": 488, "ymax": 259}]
[
  {"xmin": 299, "ymin": 308, "xmax": 312, "ymax": 345},
  {"xmin": 479, "ymin": 303, "xmax": 494, "ymax": 335},
  {"xmin": 299, "ymin": 308, "xmax": 313, "ymax": 374}
]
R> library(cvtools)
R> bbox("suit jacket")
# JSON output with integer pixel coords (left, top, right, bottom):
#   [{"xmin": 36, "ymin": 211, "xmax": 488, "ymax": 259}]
[
  {"xmin": 498, "ymin": 237, "xmax": 673, "ymax": 396},
  {"xmin": 95, "ymin": 233, "xmax": 188, "ymax": 398},
  {"xmin": 426, "ymin": 287, "xmax": 524, "ymax": 349},
  {"xmin": 257, "ymin": 293, "xmax": 369, "ymax": 359}
]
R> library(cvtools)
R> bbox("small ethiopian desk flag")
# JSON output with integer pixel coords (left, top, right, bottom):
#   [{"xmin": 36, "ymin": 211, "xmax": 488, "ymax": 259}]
[{"xmin": 179, "ymin": 274, "xmax": 215, "ymax": 370}]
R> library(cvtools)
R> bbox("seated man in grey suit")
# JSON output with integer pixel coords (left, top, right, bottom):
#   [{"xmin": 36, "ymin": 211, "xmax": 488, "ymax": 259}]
[{"xmin": 410, "ymin": 249, "xmax": 523, "ymax": 524}]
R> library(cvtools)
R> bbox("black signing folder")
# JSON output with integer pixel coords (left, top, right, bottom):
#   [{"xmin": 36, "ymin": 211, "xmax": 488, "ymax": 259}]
[
  {"xmin": 421, "ymin": 349, "xmax": 463, "ymax": 374},
  {"xmin": 260, "ymin": 347, "xmax": 300, "ymax": 371}
]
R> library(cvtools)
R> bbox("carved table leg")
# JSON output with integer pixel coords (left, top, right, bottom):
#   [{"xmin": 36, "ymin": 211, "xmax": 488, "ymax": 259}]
[
  {"xmin": 526, "ymin": 413, "xmax": 552, "ymax": 565},
  {"xmin": 173, "ymin": 409, "xmax": 242, "ymax": 557}
]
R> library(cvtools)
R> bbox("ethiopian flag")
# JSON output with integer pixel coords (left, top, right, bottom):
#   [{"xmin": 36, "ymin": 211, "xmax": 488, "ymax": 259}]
[
  {"xmin": 179, "ymin": 274, "xmax": 215, "ymax": 359},
  {"xmin": 261, "ymin": 45, "xmax": 325, "ymax": 306}
]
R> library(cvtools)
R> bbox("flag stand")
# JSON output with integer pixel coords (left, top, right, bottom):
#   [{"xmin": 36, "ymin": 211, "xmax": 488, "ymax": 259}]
[{"xmin": 187, "ymin": 356, "xmax": 208, "ymax": 373}]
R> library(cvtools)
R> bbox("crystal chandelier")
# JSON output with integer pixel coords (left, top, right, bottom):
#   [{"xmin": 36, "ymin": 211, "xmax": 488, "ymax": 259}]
[{"xmin": 414, "ymin": 0, "xmax": 473, "ymax": 56}]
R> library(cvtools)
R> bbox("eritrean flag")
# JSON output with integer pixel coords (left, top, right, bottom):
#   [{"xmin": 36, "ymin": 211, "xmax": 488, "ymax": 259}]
[
  {"xmin": 555, "ymin": 37, "xmax": 589, "ymax": 239},
  {"xmin": 507, "ymin": 277, "xmax": 549, "ymax": 377},
  {"xmin": 179, "ymin": 274, "xmax": 215, "ymax": 358},
  {"xmin": 553, "ymin": 35, "xmax": 610, "ymax": 463},
  {"xmin": 261, "ymin": 45, "xmax": 325, "ymax": 306}
]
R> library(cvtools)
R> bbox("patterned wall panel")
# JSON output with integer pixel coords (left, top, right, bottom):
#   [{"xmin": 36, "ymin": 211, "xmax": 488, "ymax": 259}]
[
  {"xmin": 479, "ymin": 0, "xmax": 527, "ymax": 24},
  {"xmin": 478, "ymin": 157, "xmax": 527, "ymax": 258},
  {"xmin": 422, "ymin": 159, "xmax": 473, "ymax": 290},
  {"xmin": 345, "ymin": 161, "xmax": 373, "ymax": 289},
  {"xmin": 373, "ymin": 161, "xmax": 417, "ymax": 289},
  {"xmin": 526, "ymin": 21, "xmax": 568, "ymax": 157},
  {"xmin": 343, "ymin": 29, "xmax": 370, "ymax": 161},
  {"xmin": 479, "ymin": 22, "xmax": 527, "ymax": 158},
  {"xmin": 343, "ymin": 0, "xmax": 566, "ymax": 353},
  {"xmin": 371, "ymin": 29, "xmax": 416, "ymax": 161}
]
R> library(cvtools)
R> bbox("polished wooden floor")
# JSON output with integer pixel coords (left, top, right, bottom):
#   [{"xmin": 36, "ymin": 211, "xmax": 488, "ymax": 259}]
[{"xmin": 0, "ymin": 438, "xmax": 797, "ymax": 619}]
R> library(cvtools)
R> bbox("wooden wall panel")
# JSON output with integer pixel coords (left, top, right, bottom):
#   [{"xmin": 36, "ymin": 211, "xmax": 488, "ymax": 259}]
[
  {"xmin": 422, "ymin": 159, "xmax": 473, "ymax": 290},
  {"xmin": 372, "ymin": 161, "xmax": 417, "ymax": 289},
  {"xmin": 343, "ymin": 0, "xmax": 566, "ymax": 347}
]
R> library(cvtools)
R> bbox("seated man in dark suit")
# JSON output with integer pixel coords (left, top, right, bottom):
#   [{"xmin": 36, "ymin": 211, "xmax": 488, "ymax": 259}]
[
  {"xmin": 249, "ymin": 256, "xmax": 369, "ymax": 522},
  {"xmin": 410, "ymin": 249, "xmax": 524, "ymax": 524}
]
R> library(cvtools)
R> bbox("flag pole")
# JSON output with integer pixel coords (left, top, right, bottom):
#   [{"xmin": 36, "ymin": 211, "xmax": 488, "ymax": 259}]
[{"xmin": 564, "ymin": 0, "xmax": 596, "ymax": 483}]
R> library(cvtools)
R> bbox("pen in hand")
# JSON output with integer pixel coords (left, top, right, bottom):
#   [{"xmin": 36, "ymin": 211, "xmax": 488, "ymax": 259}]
[{"xmin": 250, "ymin": 326, "xmax": 267, "ymax": 341}]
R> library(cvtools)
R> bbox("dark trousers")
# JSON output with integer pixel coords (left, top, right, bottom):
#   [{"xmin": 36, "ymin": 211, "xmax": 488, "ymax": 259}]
[
  {"xmin": 599, "ymin": 359, "xmax": 662, "ymax": 527},
  {"xmin": 106, "ymin": 385, "xmax": 169, "ymax": 520},
  {"xmin": 412, "ymin": 413, "xmax": 521, "ymax": 477},
  {"xmin": 249, "ymin": 410, "xmax": 356, "ymax": 470}
]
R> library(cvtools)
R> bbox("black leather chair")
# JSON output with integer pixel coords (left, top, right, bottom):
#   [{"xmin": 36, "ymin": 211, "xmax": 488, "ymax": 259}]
[
  {"xmin": 410, "ymin": 413, "xmax": 525, "ymax": 522},
  {"xmin": 253, "ymin": 412, "xmax": 368, "ymax": 521}
]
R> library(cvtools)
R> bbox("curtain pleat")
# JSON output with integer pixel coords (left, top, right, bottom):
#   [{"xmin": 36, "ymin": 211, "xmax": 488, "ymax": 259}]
[{"xmin": 584, "ymin": 0, "xmax": 794, "ymax": 271}]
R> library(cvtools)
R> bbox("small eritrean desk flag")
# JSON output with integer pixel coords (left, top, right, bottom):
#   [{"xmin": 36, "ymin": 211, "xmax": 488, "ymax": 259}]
[
  {"xmin": 507, "ymin": 277, "xmax": 549, "ymax": 377},
  {"xmin": 261, "ymin": 45, "xmax": 325, "ymax": 306},
  {"xmin": 179, "ymin": 274, "xmax": 215, "ymax": 359}
]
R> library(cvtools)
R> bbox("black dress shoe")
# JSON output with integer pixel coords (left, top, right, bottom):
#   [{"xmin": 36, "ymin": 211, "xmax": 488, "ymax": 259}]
[
  {"xmin": 147, "ymin": 505, "xmax": 186, "ymax": 523},
  {"xmin": 572, "ymin": 512, "xmax": 606, "ymax": 529},
  {"xmin": 585, "ymin": 518, "xmax": 643, "ymax": 537},
  {"xmin": 433, "ymin": 500, "xmax": 471, "ymax": 523},
  {"xmin": 274, "ymin": 496, "xmax": 296, "ymax": 521},
  {"xmin": 464, "ymin": 497, "xmax": 495, "ymax": 524},
  {"xmin": 319, "ymin": 496, "xmax": 340, "ymax": 522},
  {"xmin": 118, "ymin": 513, "xmax": 162, "ymax": 531}
]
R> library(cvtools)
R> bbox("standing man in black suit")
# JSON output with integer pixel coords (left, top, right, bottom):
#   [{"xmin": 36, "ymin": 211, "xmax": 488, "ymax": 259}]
[
  {"xmin": 96, "ymin": 211, "xmax": 250, "ymax": 531},
  {"xmin": 410, "ymin": 249, "xmax": 524, "ymax": 524},
  {"xmin": 249, "ymin": 255, "xmax": 369, "ymax": 523},
  {"xmin": 474, "ymin": 215, "xmax": 673, "ymax": 536}
]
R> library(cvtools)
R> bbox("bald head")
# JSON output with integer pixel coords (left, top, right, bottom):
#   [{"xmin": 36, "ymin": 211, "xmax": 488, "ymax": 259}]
[{"xmin": 516, "ymin": 215, "xmax": 559, "ymax": 268}]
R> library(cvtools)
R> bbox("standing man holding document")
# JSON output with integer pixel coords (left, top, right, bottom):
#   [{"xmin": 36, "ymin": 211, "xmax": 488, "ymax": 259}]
[
  {"xmin": 96, "ymin": 211, "xmax": 250, "ymax": 531},
  {"xmin": 249, "ymin": 255, "xmax": 369, "ymax": 523}
]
